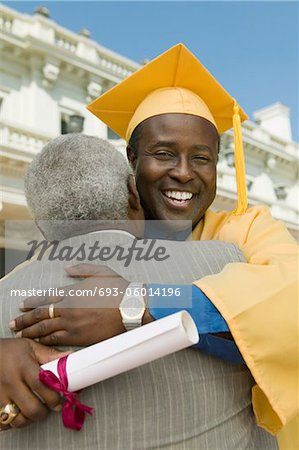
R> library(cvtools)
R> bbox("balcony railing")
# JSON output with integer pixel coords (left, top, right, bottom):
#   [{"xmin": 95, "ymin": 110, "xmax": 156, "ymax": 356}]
[
  {"xmin": 54, "ymin": 31, "xmax": 77, "ymax": 53},
  {"xmin": 0, "ymin": 121, "xmax": 52, "ymax": 159},
  {"xmin": 0, "ymin": 4, "xmax": 139, "ymax": 81}
]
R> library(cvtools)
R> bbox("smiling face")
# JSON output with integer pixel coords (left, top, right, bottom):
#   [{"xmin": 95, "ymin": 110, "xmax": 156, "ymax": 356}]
[{"xmin": 127, "ymin": 113, "xmax": 219, "ymax": 227}]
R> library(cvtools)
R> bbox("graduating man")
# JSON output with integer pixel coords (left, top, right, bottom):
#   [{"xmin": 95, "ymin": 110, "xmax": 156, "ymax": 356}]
[
  {"xmin": 12, "ymin": 44, "xmax": 298, "ymax": 447},
  {"xmin": 86, "ymin": 43, "xmax": 298, "ymax": 447}
]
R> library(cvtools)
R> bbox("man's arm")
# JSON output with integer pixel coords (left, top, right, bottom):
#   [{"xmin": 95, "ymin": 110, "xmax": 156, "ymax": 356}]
[
  {"xmin": 11, "ymin": 268, "xmax": 244, "ymax": 363},
  {"xmin": 194, "ymin": 206, "xmax": 299, "ymax": 434},
  {"xmin": 147, "ymin": 284, "xmax": 244, "ymax": 363}
]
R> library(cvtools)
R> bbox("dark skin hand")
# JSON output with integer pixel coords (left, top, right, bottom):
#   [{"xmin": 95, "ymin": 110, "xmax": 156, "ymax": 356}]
[
  {"xmin": 0, "ymin": 338, "xmax": 70, "ymax": 430},
  {"xmin": 11, "ymin": 265, "xmax": 153, "ymax": 346}
]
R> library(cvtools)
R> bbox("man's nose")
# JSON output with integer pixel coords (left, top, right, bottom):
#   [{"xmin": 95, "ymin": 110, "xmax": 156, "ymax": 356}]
[{"xmin": 168, "ymin": 158, "xmax": 195, "ymax": 183}]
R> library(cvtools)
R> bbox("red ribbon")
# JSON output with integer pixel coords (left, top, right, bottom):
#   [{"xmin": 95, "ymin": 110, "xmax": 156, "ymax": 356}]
[{"xmin": 39, "ymin": 355, "xmax": 93, "ymax": 431}]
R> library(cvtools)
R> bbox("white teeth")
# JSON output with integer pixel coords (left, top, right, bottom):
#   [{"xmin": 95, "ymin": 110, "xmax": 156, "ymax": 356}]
[{"xmin": 164, "ymin": 191, "xmax": 193, "ymax": 201}]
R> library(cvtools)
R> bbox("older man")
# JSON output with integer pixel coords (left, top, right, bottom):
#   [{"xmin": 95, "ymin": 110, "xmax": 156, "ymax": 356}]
[{"xmin": 1, "ymin": 134, "xmax": 275, "ymax": 449}]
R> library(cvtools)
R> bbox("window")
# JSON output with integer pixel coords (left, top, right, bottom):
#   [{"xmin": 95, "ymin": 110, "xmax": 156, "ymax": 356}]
[
  {"xmin": 61, "ymin": 112, "xmax": 84, "ymax": 134},
  {"xmin": 61, "ymin": 114, "xmax": 69, "ymax": 134}
]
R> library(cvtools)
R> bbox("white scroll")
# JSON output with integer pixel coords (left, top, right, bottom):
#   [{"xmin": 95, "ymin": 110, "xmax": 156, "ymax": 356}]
[{"xmin": 41, "ymin": 311, "xmax": 198, "ymax": 392}]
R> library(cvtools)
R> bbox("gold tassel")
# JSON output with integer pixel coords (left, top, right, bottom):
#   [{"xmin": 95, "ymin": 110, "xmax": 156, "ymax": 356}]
[{"xmin": 232, "ymin": 100, "xmax": 248, "ymax": 215}]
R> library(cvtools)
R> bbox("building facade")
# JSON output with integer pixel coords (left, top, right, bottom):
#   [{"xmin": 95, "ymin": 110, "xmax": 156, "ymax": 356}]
[{"xmin": 1, "ymin": 4, "xmax": 298, "ymax": 274}]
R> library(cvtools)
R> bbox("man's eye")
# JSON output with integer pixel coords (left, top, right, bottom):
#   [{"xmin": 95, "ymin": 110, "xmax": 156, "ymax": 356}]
[
  {"xmin": 193, "ymin": 155, "xmax": 210, "ymax": 162},
  {"xmin": 155, "ymin": 152, "xmax": 173, "ymax": 158}
]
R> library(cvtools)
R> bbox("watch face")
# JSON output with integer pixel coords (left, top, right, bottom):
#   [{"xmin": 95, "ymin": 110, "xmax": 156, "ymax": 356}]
[{"xmin": 121, "ymin": 297, "xmax": 144, "ymax": 318}]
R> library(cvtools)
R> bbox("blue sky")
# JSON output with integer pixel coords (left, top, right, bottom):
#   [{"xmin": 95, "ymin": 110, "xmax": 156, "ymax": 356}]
[{"xmin": 3, "ymin": 1, "xmax": 299, "ymax": 140}]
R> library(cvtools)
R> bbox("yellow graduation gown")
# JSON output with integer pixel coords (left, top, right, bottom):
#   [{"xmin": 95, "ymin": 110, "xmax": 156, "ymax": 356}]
[{"xmin": 192, "ymin": 205, "xmax": 298, "ymax": 445}]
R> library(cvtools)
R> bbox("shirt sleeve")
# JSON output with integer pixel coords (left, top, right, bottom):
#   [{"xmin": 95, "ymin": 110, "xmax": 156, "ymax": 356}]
[{"xmin": 148, "ymin": 284, "xmax": 244, "ymax": 363}]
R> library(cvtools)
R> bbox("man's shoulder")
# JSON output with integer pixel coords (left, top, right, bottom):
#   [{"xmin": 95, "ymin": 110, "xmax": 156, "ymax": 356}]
[
  {"xmin": 206, "ymin": 205, "xmax": 271, "ymax": 223},
  {"xmin": 193, "ymin": 205, "xmax": 275, "ymax": 244},
  {"xmin": 0, "ymin": 256, "xmax": 37, "ymax": 283},
  {"xmin": 205, "ymin": 205, "xmax": 273, "ymax": 231}
]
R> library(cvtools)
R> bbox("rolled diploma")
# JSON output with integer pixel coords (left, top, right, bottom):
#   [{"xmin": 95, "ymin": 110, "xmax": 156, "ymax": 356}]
[{"xmin": 41, "ymin": 311, "xmax": 198, "ymax": 392}]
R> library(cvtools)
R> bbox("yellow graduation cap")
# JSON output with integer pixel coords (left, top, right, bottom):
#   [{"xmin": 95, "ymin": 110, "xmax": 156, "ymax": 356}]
[{"xmin": 87, "ymin": 43, "xmax": 248, "ymax": 215}]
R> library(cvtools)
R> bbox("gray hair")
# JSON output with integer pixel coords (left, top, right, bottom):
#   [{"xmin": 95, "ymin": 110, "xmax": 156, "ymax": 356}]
[{"xmin": 25, "ymin": 134, "xmax": 133, "ymax": 239}]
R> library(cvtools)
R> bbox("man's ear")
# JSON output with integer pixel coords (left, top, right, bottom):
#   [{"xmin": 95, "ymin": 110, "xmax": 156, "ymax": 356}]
[
  {"xmin": 126, "ymin": 145, "xmax": 137, "ymax": 170},
  {"xmin": 127, "ymin": 174, "xmax": 141, "ymax": 211}
]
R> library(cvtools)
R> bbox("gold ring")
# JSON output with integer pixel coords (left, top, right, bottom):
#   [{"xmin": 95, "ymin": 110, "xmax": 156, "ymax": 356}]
[
  {"xmin": 0, "ymin": 403, "xmax": 20, "ymax": 425},
  {"xmin": 48, "ymin": 303, "xmax": 55, "ymax": 319}
]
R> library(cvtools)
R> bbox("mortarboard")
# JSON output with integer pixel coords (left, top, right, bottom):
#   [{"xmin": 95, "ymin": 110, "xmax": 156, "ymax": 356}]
[{"xmin": 87, "ymin": 43, "xmax": 248, "ymax": 215}]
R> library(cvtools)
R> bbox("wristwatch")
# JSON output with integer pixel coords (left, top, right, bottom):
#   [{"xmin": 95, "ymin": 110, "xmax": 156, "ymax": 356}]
[{"xmin": 119, "ymin": 282, "xmax": 146, "ymax": 331}]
